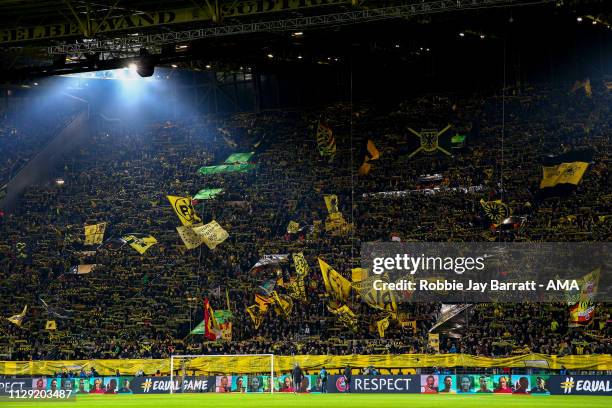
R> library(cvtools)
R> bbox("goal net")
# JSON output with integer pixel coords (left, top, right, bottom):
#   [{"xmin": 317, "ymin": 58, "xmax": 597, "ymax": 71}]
[{"xmin": 169, "ymin": 354, "xmax": 275, "ymax": 394}]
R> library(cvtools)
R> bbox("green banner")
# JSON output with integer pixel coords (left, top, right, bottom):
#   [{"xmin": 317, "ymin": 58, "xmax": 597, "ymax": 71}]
[
  {"xmin": 213, "ymin": 310, "xmax": 233, "ymax": 323},
  {"xmin": 225, "ymin": 152, "xmax": 254, "ymax": 164},
  {"xmin": 189, "ymin": 320, "xmax": 205, "ymax": 335},
  {"xmin": 451, "ymin": 134, "xmax": 466, "ymax": 144},
  {"xmin": 198, "ymin": 163, "xmax": 257, "ymax": 175},
  {"xmin": 193, "ymin": 188, "xmax": 224, "ymax": 200}
]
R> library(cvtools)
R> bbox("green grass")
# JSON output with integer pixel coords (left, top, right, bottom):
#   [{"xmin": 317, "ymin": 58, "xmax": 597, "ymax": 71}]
[{"xmin": 2, "ymin": 393, "xmax": 611, "ymax": 408}]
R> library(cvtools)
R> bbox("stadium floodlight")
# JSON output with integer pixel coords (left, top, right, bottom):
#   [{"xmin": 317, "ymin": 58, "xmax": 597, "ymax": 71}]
[{"xmin": 169, "ymin": 354, "xmax": 275, "ymax": 394}]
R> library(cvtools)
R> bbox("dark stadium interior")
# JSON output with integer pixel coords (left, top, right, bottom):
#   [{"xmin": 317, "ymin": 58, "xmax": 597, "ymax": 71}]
[{"xmin": 0, "ymin": 0, "xmax": 610, "ymax": 400}]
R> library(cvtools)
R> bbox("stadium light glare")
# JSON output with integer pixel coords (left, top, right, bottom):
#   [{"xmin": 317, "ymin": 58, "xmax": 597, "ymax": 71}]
[
  {"xmin": 577, "ymin": 17, "xmax": 582, "ymax": 22},
  {"xmin": 171, "ymin": 64, "xmax": 178, "ymax": 68},
  {"xmin": 267, "ymin": 53, "xmax": 274, "ymax": 59},
  {"xmin": 459, "ymin": 32, "xmax": 465, "ymax": 37},
  {"xmin": 297, "ymin": 55, "xmax": 303, "ymax": 59}
]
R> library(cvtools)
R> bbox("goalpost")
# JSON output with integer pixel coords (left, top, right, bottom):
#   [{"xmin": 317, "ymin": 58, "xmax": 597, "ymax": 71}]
[{"xmin": 169, "ymin": 354, "xmax": 275, "ymax": 394}]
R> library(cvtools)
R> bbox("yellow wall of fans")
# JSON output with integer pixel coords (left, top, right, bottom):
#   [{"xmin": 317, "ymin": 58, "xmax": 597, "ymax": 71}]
[{"xmin": 0, "ymin": 353, "xmax": 610, "ymax": 376}]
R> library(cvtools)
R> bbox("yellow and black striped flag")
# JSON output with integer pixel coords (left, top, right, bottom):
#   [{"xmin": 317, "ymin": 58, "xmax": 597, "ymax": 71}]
[{"xmin": 316, "ymin": 121, "xmax": 336, "ymax": 161}]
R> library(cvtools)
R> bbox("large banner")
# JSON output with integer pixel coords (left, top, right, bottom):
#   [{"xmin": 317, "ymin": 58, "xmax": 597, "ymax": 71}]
[
  {"xmin": 549, "ymin": 375, "xmax": 612, "ymax": 395},
  {"xmin": 2, "ymin": 375, "xmax": 611, "ymax": 395},
  {"xmin": 130, "ymin": 376, "xmax": 214, "ymax": 394},
  {"xmin": 327, "ymin": 375, "xmax": 420, "ymax": 394}
]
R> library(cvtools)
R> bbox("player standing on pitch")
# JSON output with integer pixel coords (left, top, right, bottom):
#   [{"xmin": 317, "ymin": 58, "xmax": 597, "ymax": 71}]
[
  {"xmin": 343, "ymin": 364, "xmax": 352, "ymax": 393},
  {"xmin": 319, "ymin": 366, "xmax": 328, "ymax": 393},
  {"xmin": 292, "ymin": 363, "xmax": 304, "ymax": 395}
]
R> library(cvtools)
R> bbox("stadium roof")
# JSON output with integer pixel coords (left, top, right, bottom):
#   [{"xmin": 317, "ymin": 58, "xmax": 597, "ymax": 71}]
[{"xmin": 0, "ymin": 0, "xmax": 610, "ymax": 80}]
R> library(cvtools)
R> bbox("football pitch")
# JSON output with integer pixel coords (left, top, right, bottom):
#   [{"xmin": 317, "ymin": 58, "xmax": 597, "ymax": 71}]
[{"xmin": 2, "ymin": 393, "xmax": 611, "ymax": 408}]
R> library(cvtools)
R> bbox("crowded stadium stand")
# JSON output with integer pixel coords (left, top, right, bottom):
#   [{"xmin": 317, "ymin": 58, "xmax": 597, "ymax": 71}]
[{"xmin": 0, "ymin": 0, "xmax": 610, "ymax": 407}]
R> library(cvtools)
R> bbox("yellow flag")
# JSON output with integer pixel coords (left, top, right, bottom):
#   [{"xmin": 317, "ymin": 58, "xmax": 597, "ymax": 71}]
[
  {"xmin": 325, "ymin": 212, "xmax": 351, "ymax": 235},
  {"xmin": 292, "ymin": 252, "xmax": 310, "ymax": 278},
  {"xmin": 7, "ymin": 305, "xmax": 27, "ymax": 327},
  {"xmin": 323, "ymin": 194, "xmax": 340, "ymax": 214},
  {"xmin": 176, "ymin": 225, "xmax": 202, "ymax": 249},
  {"xmin": 246, "ymin": 305, "xmax": 265, "ymax": 329},
  {"xmin": 367, "ymin": 140, "xmax": 380, "ymax": 160},
  {"xmin": 84, "ymin": 222, "xmax": 106, "ymax": 245},
  {"xmin": 318, "ymin": 258, "xmax": 351, "ymax": 302},
  {"xmin": 271, "ymin": 291, "xmax": 293, "ymax": 317},
  {"xmin": 540, "ymin": 162, "xmax": 589, "ymax": 189},
  {"xmin": 400, "ymin": 319, "xmax": 417, "ymax": 334},
  {"xmin": 568, "ymin": 268, "xmax": 600, "ymax": 327},
  {"xmin": 352, "ymin": 274, "xmax": 397, "ymax": 316},
  {"xmin": 428, "ymin": 333, "xmax": 440, "ymax": 352},
  {"xmin": 327, "ymin": 304, "xmax": 358, "ymax": 331},
  {"xmin": 285, "ymin": 277, "xmax": 307, "ymax": 301},
  {"xmin": 287, "ymin": 221, "xmax": 300, "ymax": 234},
  {"xmin": 193, "ymin": 220, "xmax": 229, "ymax": 250},
  {"xmin": 255, "ymin": 294, "xmax": 274, "ymax": 313},
  {"xmin": 363, "ymin": 285, "xmax": 397, "ymax": 317},
  {"xmin": 358, "ymin": 160, "xmax": 372, "ymax": 176},
  {"xmin": 167, "ymin": 195, "xmax": 202, "ymax": 226},
  {"xmin": 572, "ymin": 78, "xmax": 592, "ymax": 97},
  {"xmin": 45, "ymin": 320, "xmax": 57, "ymax": 331},
  {"xmin": 377, "ymin": 316, "xmax": 390, "ymax": 338},
  {"xmin": 480, "ymin": 199, "xmax": 511, "ymax": 224},
  {"xmin": 122, "ymin": 235, "xmax": 157, "ymax": 254},
  {"xmin": 316, "ymin": 121, "xmax": 336, "ymax": 159},
  {"xmin": 351, "ymin": 268, "xmax": 368, "ymax": 282}
]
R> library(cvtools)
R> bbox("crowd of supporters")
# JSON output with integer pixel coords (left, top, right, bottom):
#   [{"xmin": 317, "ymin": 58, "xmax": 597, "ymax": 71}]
[{"xmin": 0, "ymin": 80, "xmax": 610, "ymax": 362}]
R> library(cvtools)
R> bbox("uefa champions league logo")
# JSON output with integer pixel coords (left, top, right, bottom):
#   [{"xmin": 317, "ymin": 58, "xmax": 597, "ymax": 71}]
[{"xmin": 336, "ymin": 377, "xmax": 347, "ymax": 392}]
